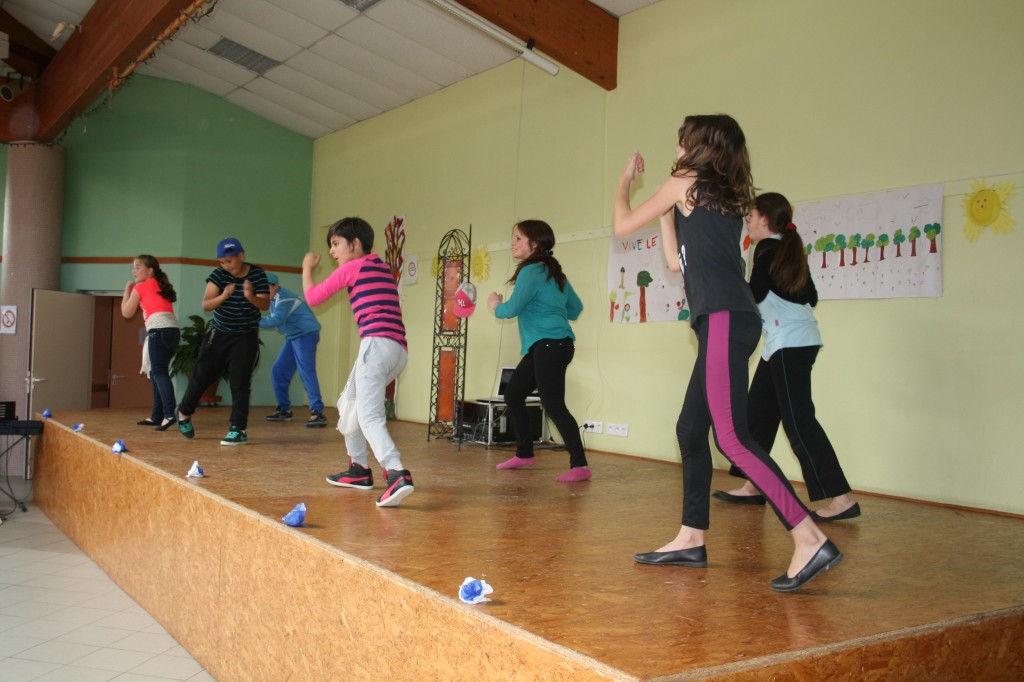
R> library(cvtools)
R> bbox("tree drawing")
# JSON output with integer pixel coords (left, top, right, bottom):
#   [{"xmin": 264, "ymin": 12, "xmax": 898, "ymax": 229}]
[
  {"xmin": 877, "ymin": 233, "xmax": 890, "ymax": 261},
  {"xmin": 925, "ymin": 222, "xmax": 942, "ymax": 253},
  {"xmin": 609, "ymin": 291, "xmax": 619, "ymax": 322},
  {"xmin": 814, "ymin": 233, "xmax": 836, "ymax": 268},
  {"xmin": 804, "ymin": 244, "xmax": 812, "ymax": 257},
  {"xmin": 861, "ymin": 233, "xmax": 876, "ymax": 263},
  {"xmin": 834, "ymin": 234, "xmax": 848, "ymax": 266},
  {"xmin": 893, "ymin": 228, "xmax": 906, "ymax": 257},
  {"xmin": 619, "ymin": 267, "xmax": 626, "ymax": 289},
  {"xmin": 850, "ymin": 233, "xmax": 862, "ymax": 266},
  {"xmin": 636, "ymin": 271, "xmax": 653, "ymax": 322},
  {"xmin": 909, "ymin": 226, "xmax": 921, "ymax": 257}
]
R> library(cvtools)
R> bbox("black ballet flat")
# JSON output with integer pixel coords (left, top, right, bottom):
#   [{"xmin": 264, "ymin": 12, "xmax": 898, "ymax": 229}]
[
  {"xmin": 154, "ymin": 417, "xmax": 177, "ymax": 432},
  {"xmin": 634, "ymin": 546, "xmax": 708, "ymax": 568},
  {"xmin": 712, "ymin": 490, "xmax": 766, "ymax": 506},
  {"xmin": 770, "ymin": 540, "xmax": 842, "ymax": 592},
  {"xmin": 809, "ymin": 503, "xmax": 861, "ymax": 523},
  {"xmin": 137, "ymin": 418, "xmax": 159, "ymax": 426}
]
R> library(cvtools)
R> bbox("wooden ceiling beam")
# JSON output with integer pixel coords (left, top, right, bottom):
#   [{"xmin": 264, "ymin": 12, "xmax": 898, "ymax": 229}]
[
  {"xmin": 0, "ymin": 9, "xmax": 57, "ymax": 80},
  {"xmin": 25, "ymin": 0, "xmax": 197, "ymax": 142},
  {"xmin": 454, "ymin": 0, "xmax": 618, "ymax": 90}
]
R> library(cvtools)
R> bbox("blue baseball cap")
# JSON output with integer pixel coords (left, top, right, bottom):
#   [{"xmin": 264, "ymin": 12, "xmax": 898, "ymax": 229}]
[
  {"xmin": 266, "ymin": 272, "xmax": 278, "ymax": 285},
  {"xmin": 216, "ymin": 238, "xmax": 244, "ymax": 258}
]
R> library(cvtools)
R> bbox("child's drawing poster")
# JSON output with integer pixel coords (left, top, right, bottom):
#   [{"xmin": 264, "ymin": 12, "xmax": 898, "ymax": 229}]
[
  {"xmin": 607, "ymin": 226, "xmax": 687, "ymax": 323},
  {"xmin": 794, "ymin": 184, "xmax": 943, "ymax": 299}
]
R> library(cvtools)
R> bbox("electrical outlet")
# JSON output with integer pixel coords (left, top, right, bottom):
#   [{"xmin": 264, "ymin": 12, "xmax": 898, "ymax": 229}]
[
  {"xmin": 582, "ymin": 421, "xmax": 603, "ymax": 434},
  {"xmin": 607, "ymin": 423, "xmax": 628, "ymax": 437}
]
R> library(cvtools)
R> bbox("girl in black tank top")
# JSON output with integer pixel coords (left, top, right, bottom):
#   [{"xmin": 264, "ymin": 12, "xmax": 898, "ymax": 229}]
[{"xmin": 612, "ymin": 115, "xmax": 842, "ymax": 592}]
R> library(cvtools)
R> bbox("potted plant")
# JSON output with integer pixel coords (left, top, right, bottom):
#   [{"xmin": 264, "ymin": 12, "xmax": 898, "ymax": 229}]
[{"xmin": 169, "ymin": 314, "xmax": 223, "ymax": 405}]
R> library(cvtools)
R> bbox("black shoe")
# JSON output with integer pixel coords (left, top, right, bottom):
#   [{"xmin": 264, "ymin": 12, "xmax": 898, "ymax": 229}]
[
  {"xmin": 809, "ymin": 503, "xmax": 861, "ymax": 523},
  {"xmin": 634, "ymin": 546, "xmax": 708, "ymax": 567},
  {"xmin": 326, "ymin": 461, "xmax": 374, "ymax": 490},
  {"xmin": 376, "ymin": 469, "xmax": 414, "ymax": 507},
  {"xmin": 155, "ymin": 417, "xmax": 177, "ymax": 432},
  {"xmin": 305, "ymin": 411, "xmax": 328, "ymax": 428},
  {"xmin": 137, "ymin": 418, "xmax": 159, "ymax": 426},
  {"xmin": 712, "ymin": 490, "xmax": 766, "ymax": 505},
  {"xmin": 770, "ymin": 540, "xmax": 842, "ymax": 592},
  {"xmin": 265, "ymin": 408, "xmax": 293, "ymax": 422}
]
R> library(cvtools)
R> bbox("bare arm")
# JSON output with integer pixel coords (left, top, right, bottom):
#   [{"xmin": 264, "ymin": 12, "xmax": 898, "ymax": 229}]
[
  {"xmin": 242, "ymin": 279, "xmax": 270, "ymax": 311},
  {"xmin": 202, "ymin": 280, "xmax": 232, "ymax": 312},
  {"xmin": 302, "ymin": 252, "xmax": 321, "ymax": 303},
  {"xmin": 613, "ymin": 151, "xmax": 693, "ymax": 237},
  {"xmin": 659, "ymin": 210, "xmax": 681, "ymax": 272},
  {"xmin": 120, "ymin": 282, "xmax": 140, "ymax": 318}
]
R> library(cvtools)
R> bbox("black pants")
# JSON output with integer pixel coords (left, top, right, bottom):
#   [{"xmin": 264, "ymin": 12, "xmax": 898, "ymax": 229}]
[
  {"xmin": 179, "ymin": 329, "xmax": 260, "ymax": 430},
  {"xmin": 505, "ymin": 337, "xmax": 588, "ymax": 468},
  {"xmin": 677, "ymin": 311, "xmax": 808, "ymax": 531},
  {"xmin": 730, "ymin": 346, "xmax": 851, "ymax": 502}
]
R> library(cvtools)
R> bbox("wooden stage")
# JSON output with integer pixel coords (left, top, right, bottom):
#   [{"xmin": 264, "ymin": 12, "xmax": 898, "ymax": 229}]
[{"xmin": 31, "ymin": 408, "xmax": 1024, "ymax": 681}]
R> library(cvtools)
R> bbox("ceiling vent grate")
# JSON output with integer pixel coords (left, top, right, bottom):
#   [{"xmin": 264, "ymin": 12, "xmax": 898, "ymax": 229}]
[
  {"xmin": 207, "ymin": 38, "xmax": 280, "ymax": 74},
  {"xmin": 337, "ymin": 0, "xmax": 384, "ymax": 11}
]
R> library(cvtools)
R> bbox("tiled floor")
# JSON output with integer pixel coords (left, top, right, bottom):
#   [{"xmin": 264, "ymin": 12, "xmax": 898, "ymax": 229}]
[{"xmin": 0, "ymin": 481, "xmax": 216, "ymax": 682}]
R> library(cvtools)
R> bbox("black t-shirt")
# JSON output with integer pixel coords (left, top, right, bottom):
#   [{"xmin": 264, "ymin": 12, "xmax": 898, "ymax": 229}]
[
  {"xmin": 674, "ymin": 205, "xmax": 758, "ymax": 324},
  {"xmin": 749, "ymin": 237, "xmax": 818, "ymax": 306},
  {"xmin": 207, "ymin": 264, "xmax": 269, "ymax": 332}
]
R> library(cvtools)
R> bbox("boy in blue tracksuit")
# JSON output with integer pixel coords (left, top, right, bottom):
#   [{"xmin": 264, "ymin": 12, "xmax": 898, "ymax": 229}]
[{"xmin": 259, "ymin": 273, "xmax": 326, "ymax": 427}]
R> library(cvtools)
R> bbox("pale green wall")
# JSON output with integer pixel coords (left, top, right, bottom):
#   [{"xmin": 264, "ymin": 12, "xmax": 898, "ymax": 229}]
[
  {"xmin": 42, "ymin": 76, "xmax": 312, "ymax": 406},
  {"xmin": 310, "ymin": 0, "xmax": 1024, "ymax": 514}
]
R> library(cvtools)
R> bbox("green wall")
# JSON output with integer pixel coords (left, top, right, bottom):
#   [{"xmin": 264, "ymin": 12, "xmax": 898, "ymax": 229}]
[
  {"xmin": 309, "ymin": 0, "xmax": 1024, "ymax": 514},
  {"xmin": 35, "ymin": 75, "xmax": 312, "ymax": 406}
]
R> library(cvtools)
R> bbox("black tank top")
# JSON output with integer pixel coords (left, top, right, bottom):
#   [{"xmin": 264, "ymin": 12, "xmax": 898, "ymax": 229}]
[{"xmin": 674, "ymin": 205, "xmax": 758, "ymax": 325}]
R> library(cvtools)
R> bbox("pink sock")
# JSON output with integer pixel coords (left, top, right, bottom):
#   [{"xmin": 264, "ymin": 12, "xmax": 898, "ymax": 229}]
[
  {"xmin": 496, "ymin": 456, "xmax": 535, "ymax": 470},
  {"xmin": 556, "ymin": 467, "xmax": 592, "ymax": 482}
]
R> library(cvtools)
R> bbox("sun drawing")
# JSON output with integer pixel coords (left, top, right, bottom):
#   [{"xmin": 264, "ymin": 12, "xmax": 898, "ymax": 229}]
[
  {"xmin": 471, "ymin": 246, "xmax": 491, "ymax": 281},
  {"xmin": 962, "ymin": 178, "xmax": 1017, "ymax": 243}
]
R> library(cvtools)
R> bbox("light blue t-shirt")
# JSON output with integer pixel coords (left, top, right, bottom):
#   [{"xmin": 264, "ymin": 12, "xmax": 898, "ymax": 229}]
[{"xmin": 495, "ymin": 262, "xmax": 582, "ymax": 355}]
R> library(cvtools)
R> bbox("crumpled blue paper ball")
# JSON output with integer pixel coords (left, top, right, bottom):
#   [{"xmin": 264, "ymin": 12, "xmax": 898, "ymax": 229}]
[
  {"xmin": 42, "ymin": 409, "xmax": 52, "ymax": 419},
  {"xmin": 458, "ymin": 577, "xmax": 493, "ymax": 604},
  {"xmin": 72, "ymin": 423, "xmax": 84, "ymax": 432},
  {"xmin": 111, "ymin": 439, "xmax": 127, "ymax": 454},
  {"xmin": 187, "ymin": 461, "xmax": 204, "ymax": 478},
  {"xmin": 282, "ymin": 502, "xmax": 306, "ymax": 527}
]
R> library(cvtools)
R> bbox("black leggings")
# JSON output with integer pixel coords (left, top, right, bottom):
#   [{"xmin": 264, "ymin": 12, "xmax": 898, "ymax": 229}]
[
  {"xmin": 730, "ymin": 346, "xmax": 851, "ymax": 502},
  {"xmin": 505, "ymin": 337, "xmax": 588, "ymax": 468},
  {"xmin": 677, "ymin": 312, "xmax": 808, "ymax": 530}
]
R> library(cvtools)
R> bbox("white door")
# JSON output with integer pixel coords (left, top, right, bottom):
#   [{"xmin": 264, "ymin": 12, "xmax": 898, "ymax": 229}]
[{"xmin": 29, "ymin": 290, "xmax": 94, "ymax": 416}]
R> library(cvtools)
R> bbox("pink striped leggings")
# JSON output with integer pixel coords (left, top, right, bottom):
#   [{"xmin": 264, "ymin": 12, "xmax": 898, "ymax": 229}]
[{"xmin": 676, "ymin": 310, "xmax": 809, "ymax": 530}]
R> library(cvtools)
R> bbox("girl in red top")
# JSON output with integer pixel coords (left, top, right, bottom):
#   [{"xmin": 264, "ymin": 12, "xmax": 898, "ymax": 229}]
[{"xmin": 121, "ymin": 255, "xmax": 180, "ymax": 430}]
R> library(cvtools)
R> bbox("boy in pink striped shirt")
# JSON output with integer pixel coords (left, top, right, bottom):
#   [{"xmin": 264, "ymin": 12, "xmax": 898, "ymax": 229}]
[{"xmin": 303, "ymin": 217, "xmax": 413, "ymax": 507}]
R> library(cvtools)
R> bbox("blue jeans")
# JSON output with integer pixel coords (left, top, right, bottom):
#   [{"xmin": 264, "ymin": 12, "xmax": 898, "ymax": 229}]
[
  {"xmin": 147, "ymin": 328, "xmax": 180, "ymax": 421},
  {"xmin": 272, "ymin": 331, "xmax": 323, "ymax": 413}
]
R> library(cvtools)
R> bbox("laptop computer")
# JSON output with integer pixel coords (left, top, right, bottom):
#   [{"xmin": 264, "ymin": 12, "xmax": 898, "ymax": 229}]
[{"xmin": 477, "ymin": 366, "xmax": 540, "ymax": 403}]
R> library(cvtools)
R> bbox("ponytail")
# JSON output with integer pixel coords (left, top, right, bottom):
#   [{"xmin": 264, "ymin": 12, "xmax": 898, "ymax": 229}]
[
  {"xmin": 753, "ymin": 193, "xmax": 809, "ymax": 295},
  {"xmin": 136, "ymin": 254, "xmax": 177, "ymax": 303}
]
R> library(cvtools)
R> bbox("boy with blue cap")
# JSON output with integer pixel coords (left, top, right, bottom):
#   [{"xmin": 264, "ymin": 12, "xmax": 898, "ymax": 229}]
[{"xmin": 177, "ymin": 237, "xmax": 270, "ymax": 445}]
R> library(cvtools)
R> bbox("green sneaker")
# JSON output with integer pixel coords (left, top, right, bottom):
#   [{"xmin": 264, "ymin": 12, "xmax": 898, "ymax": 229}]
[{"xmin": 220, "ymin": 427, "xmax": 248, "ymax": 446}]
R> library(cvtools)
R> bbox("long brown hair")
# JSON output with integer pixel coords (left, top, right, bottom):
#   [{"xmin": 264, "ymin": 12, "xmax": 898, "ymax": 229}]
[
  {"xmin": 136, "ymin": 254, "xmax": 177, "ymax": 303},
  {"xmin": 754, "ymin": 193, "xmax": 809, "ymax": 295},
  {"xmin": 672, "ymin": 114, "xmax": 754, "ymax": 218},
  {"xmin": 506, "ymin": 219, "xmax": 567, "ymax": 291}
]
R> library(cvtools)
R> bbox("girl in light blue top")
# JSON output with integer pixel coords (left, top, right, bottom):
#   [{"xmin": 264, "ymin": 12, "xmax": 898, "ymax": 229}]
[
  {"xmin": 487, "ymin": 220, "xmax": 589, "ymax": 482},
  {"xmin": 714, "ymin": 192, "xmax": 858, "ymax": 522}
]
